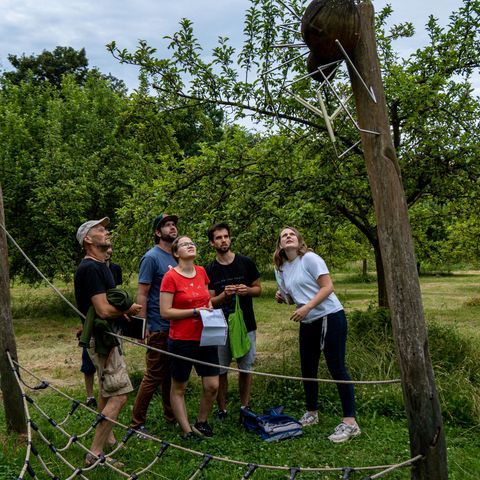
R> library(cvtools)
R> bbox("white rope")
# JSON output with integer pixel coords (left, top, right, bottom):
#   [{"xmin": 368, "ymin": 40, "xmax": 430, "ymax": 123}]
[
  {"xmin": 6, "ymin": 352, "xmax": 90, "ymax": 480},
  {"xmin": 368, "ymin": 454, "xmax": 424, "ymax": 479},
  {"xmin": 1, "ymin": 222, "xmax": 402, "ymax": 385},
  {"xmin": 114, "ymin": 332, "xmax": 401, "ymax": 385}
]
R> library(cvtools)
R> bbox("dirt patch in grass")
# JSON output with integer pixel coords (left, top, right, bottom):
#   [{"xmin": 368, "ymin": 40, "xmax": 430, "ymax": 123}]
[{"xmin": 16, "ymin": 330, "xmax": 81, "ymax": 388}]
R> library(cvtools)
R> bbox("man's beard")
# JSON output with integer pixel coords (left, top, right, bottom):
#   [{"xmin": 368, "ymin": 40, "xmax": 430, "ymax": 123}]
[
  {"xmin": 92, "ymin": 238, "xmax": 110, "ymax": 251},
  {"xmin": 161, "ymin": 233, "xmax": 177, "ymax": 243},
  {"xmin": 215, "ymin": 245, "xmax": 230, "ymax": 254}
]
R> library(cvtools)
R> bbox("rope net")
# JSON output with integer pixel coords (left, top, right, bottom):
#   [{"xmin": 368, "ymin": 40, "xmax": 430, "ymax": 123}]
[{"xmin": 7, "ymin": 352, "xmax": 422, "ymax": 480}]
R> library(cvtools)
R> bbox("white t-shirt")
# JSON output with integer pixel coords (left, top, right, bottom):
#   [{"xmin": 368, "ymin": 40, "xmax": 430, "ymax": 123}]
[{"xmin": 275, "ymin": 251, "xmax": 343, "ymax": 323}]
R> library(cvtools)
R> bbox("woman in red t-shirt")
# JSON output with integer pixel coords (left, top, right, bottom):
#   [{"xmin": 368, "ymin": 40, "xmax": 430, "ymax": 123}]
[{"xmin": 160, "ymin": 236, "xmax": 219, "ymax": 440}]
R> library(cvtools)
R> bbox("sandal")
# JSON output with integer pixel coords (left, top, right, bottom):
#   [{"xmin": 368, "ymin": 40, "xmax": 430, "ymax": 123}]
[{"xmin": 85, "ymin": 452, "xmax": 100, "ymax": 467}]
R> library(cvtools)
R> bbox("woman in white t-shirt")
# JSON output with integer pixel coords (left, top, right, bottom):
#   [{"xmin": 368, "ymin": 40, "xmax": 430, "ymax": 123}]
[{"xmin": 274, "ymin": 227, "xmax": 360, "ymax": 443}]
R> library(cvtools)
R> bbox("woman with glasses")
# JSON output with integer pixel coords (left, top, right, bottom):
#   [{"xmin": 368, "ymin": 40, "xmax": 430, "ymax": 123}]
[
  {"xmin": 273, "ymin": 227, "xmax": 360, "ymax": 443},
  {"xmin": 160, "ymin": 236, "xmax": 219, "ymax": 440}
]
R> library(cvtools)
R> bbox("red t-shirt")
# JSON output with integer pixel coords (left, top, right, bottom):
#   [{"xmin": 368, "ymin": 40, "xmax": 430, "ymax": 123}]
[{"xmin": 160, "ymin": 265, "xmax": 211, "ymax": 341}]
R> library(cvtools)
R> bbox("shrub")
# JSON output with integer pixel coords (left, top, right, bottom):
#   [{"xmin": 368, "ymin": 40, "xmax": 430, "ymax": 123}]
[
  {"xmin": 427, "ymin": 322, "xmax": 479, "ymax": 380},
  {"xmin": 427, "ymin": 322, "xmax": 480, "ymax": 425},
  {"xmin": 347, "ymin": 310, "xmax": 480, "ymax": 426}
]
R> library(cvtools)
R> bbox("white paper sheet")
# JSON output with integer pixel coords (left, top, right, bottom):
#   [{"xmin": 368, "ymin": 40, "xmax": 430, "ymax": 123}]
[{"xmin": 200, "ymin": 309, "xmax": 228, "ymax": 347}]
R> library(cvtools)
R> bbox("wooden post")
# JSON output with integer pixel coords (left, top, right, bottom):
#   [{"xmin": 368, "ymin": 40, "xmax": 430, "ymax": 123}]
[
  {"xmin": 347, "ymin": 3, "xmax": 447, "ymax": 479},
  {"xmin": 0, "ymin": 185, "xmax": 27, "ymax": 434}
]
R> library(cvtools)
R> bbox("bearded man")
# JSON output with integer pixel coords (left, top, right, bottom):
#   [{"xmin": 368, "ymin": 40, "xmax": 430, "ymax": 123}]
[
  {"xmin": 74, "ymin": 217, "xmax": 141, "ymax": 465},
  {"xmin": 130, "ymin": 214, "xmax": 179, "ymax": 437},
  {"xmin": 205, "ymin": 222, "xmax": 261, "ymax": 421}
]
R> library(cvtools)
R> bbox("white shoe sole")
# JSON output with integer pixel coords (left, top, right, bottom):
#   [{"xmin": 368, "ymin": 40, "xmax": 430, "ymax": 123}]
[{"xmin": 329, "ymin": 429, "xmax": 361, "ymax": 443}]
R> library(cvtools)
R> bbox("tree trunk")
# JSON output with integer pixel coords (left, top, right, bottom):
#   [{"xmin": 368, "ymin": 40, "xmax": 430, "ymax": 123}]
[
  {"xmin": 0, "ymin": 185, "xmax": 27, "ymax": 434},
  {"xmin": 347, "ymin": 3, "xmax": 448, "ymax": 479}
]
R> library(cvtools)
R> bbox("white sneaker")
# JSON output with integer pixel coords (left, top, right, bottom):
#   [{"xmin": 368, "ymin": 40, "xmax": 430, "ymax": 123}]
[
  {"xmin": 328, "ymin": 422, "xmax": 361, "ymax": 443},
  {"xmin": 299, "ymin": 411, "xmax": 318, "ymax": 427}
]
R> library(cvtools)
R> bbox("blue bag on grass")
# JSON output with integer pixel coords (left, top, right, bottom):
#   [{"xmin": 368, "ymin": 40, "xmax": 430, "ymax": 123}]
[{"xmin": 240, "ymin": 406, "xmax": 303, "ymax": 442}]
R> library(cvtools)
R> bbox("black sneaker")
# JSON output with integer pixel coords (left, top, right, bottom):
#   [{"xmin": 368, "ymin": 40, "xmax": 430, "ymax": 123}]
[
  {"xmin": 192, "ymin": 421, "xmax": 214, "ymax": 438},
  {"xmin": 215, "ymin": 409, "xmax": 228, "ymax": 423},
  {"xmin": 86, "ymin": 397, "xmax": 97, "ymax": 409}
]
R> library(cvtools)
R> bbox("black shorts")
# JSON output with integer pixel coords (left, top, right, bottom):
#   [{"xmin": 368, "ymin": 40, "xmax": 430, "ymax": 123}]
[
  {"xmin": 80, "ymin": 347, "xmax": 96, "ymax": 375},
  {"xmin": 168, "ymin": 339, "xmax": 219, "ymax": 382}
]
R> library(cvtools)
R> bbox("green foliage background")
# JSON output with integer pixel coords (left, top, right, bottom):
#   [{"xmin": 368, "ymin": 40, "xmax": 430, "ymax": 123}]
[{"xmin": 1, "ymin": 0, "xmax": 479, "ymax": 290}]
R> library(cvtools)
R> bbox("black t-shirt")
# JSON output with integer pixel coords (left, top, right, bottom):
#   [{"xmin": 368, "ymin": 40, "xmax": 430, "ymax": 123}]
[
  {"xmin": 74, "ymin": 258, "xmax": 115, "ymax": 318},
  {"xmin": 205, "ymin": 254, "xmax": 260, "ymax": 332},
  {"xmin": 108, "ymin": 262, "xmax": 123, "ymax": 286}
]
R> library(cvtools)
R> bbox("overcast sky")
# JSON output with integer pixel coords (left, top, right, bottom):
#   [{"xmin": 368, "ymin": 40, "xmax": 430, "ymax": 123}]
[{"xmin": 0, "ymin": 0, "xmax": 471, "ymax": 91}]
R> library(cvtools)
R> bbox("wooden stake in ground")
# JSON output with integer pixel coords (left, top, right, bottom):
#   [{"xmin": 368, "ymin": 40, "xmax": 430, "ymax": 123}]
[
  {"xmin": 348, "ymin": 2, "xmax": 447, "ymax": 479},
  {"xmin": 0, "ymin": 184, "xmax": 27, "ymax": 433}
]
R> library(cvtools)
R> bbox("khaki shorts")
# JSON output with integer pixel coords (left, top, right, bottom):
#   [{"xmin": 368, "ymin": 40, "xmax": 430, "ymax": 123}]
[
  {"xmin": 88, "ymin": 343, "xmax": 133, "ymax": 398},
  {"xmin": 218, "ymin": 330, "xmax": 256, "ymax": 375}
]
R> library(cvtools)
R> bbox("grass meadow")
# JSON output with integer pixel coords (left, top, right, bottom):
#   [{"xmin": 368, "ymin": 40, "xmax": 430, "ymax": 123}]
[{"xmin": 1, "ymin": 271, "xmax": 479, "ymax": 479}]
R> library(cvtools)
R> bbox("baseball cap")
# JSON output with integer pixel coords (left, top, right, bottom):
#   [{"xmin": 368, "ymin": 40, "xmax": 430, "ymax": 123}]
[
  {"xmin": 76, "ymin": 217, "xmax": 110, "ymax": 245},
  {"xmin": 153, "ymin": 214, "xmax": 178, "ymax": 231}
]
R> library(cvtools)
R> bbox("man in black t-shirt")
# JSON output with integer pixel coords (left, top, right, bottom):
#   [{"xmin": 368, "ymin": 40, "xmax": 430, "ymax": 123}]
[
  {"xmin": 205, "ymin": 223, "xmax": 261, "ymax": 420},
  {"xmin": 74, "ymin": 217, "xmax": 141, "ymax": 465},
  {"xmin": 79, "ymin": 244, "xmax": 124, "ymax": 409}
]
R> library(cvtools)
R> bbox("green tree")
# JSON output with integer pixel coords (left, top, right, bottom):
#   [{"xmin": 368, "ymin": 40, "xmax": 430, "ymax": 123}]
[
  {"xmin": 3, "ymin": 46, "xmax": 126, "ymax": 93},
  {"xmin": 4, "ymin": 46, "xmax": 89, "ymax": 87},
  {"xmin": 0, "ymin": 64, "xmax": 227, "ymax": 282},
  {"xmin": 108, "ymin": 0, "xmax": 480, "ymax": 306},
  {"xmin": 113, "ymin": 126, "xmax": 371, "ymax": 279},
  {"xmin": 0, "ymin": 72, "xmax": 163, "ymax": 281}
]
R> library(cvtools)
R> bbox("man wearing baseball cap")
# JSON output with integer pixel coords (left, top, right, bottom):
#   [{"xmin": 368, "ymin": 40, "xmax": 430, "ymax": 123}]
[
  {"xmin": 130, "ymin": 213, "xmax": 179, "ymax": 437},
  {"xmin": 76, "ymin": 217, "xmax": 111, "ymax": 410},
  {"xmin": 74, "ymin": 217, "xmax": 142, "ymax": 465}
]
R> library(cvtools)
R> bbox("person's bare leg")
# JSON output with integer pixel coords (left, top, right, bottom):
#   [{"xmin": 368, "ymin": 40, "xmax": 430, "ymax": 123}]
[
  {"xmin": 170, "ymin": 379, "xmax": 191, "ymax": 434},
  {"xmin": 84, "ymin": 373, "xmax": 95, "ymax": 399},
  {"xmin": 239, "ymin": 372, "xmax": 252, "ymax": 408},
  {"xmin": 216, "ymin": 373, "xmax": 228, "ymax": 411},
  {"xmin": 89, "ymin": 394, "xmax": 127, "ymax": 456},
  {"xmin": 342, "ymin": 416, "xmax": 358, "ymax": 426},
  {"xmin": 198, "ymin": 376, "xmax": 219, "ymax": 422},
  {"xmin": 96, "ymin": 395, "xmax": 116, "ymax": 446}
]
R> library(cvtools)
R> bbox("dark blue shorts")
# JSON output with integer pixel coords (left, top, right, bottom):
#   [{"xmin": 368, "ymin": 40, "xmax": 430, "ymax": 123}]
[
  {"xmin": 168, "ymin": 339, "xmax": 219, "ymax": 382},
  {"xmin": 80, "ymin": 347, "xmax": 96, "ymax": 375}
]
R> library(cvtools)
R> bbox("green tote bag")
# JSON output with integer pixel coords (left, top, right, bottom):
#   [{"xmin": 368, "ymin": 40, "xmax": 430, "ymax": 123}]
[{"xmin": 229, "ymin": 295, "xmax": 251, "ymax": 359}]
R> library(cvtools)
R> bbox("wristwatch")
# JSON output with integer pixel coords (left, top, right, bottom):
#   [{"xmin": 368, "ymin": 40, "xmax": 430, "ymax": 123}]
[{"xmin": 193, "ymin": 308, "xmax": 198, "ymax": 316}]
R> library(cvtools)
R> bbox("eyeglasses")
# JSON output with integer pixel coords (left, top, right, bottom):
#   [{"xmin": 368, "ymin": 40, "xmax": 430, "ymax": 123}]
[{"xmin": 177, "ymin": 241, "xmax": 197, "ymax": 249}]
